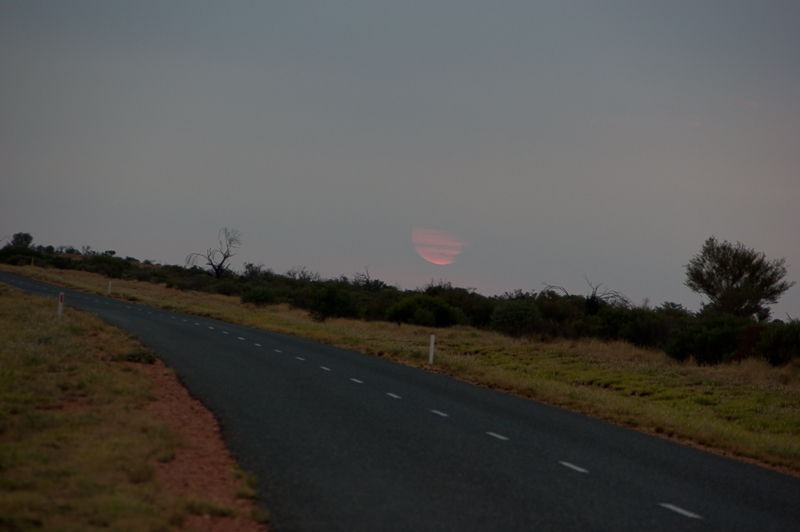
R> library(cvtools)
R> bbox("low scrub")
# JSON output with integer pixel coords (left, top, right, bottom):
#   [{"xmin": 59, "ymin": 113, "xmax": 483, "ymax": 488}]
[{"xmin": 385, "ymin": 294, "xmax": 466, "ymax": 328}]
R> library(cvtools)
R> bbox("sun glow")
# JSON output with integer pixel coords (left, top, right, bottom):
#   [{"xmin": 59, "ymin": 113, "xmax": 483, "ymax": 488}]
[{"xmin": 411, "ymin": 227, "xmax": 466, "ymax": 265}]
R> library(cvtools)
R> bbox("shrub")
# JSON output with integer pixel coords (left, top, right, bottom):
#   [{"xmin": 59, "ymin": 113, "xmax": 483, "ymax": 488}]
[
  {"xmin": 359, "ymin": 288, "xmax": 404, "ymax": 321},
  {"xmin": 307, "ymin": 285, "xmax": 359, "ymax": 322},
  {"xmin": 491, "ymin": 298, "xmax": 542, "ymax": 337},
  {"xmin": 620, "ymin": 309, "xmax": 675, "ymax": 349},
  {"xmin": 666, "ymin": 315, "xmax": 749, "ymax": 365},
  {"xmin": 753, "ymin": 321, "xmax": 800, "ymax": 366},
  {"xmin": 241, "ymin": 287, "xmax": 278, "ymax": 307},
  {"xmin": 210, "ymin": 279, "xmax": 243, "ymax": 296},
  {"xmin": 0, "ymin": 245, "xmax": 44, "ymax": 264},
  {"xmin": 385, "ymin": 295, "xmax": 465, "ymax": 328},
  {"xmin": 74, "ymin": 254, "xmax": 136, "ymax": 279}
]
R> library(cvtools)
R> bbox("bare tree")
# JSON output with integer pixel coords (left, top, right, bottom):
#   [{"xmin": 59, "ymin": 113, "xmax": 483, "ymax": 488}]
[
  {"xmin": 186, "ymin": 228, "xmax": 243, "ymax": 279},
  {"xmin": 543, "ymin": 277, "xmax": 631, "ymax": 315}
]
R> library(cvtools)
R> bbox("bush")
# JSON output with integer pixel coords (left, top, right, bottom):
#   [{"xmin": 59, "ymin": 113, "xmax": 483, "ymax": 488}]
[
  {"xmin": 359, "ymin": 288, "xmax": 404, "ymax": 321},
  {"xmin": 307, "ymin": 285, "xmax": 359, "ymax": 322},
  {"xmin": 385, "ymin": 295, "xmax": 465, "ymax": 328},
  {"xmin": 491, "ymin": 298, "xmax": 542, "ymax": 337},
  {"xmin": 241, "ymin": 287, "xmax": 278, "ymax": 307},
  {"xmin": 210, "ymin": 279, "xmax": 243, "ymax": 296},
  {"xmin": 0, "ymin": 245, "xmax": 44, "ymax": 264},
  {"xmin": 74, "ymin": 254, "xmax": 136, "ymax": 279},
  {"xmin": 753, "ymin": 321, "xmax": 800, "ymax": 366},
  {"xmin": 666, "ymin": 315, "xmax": 749, "ymax": 365},
  {"xmin": 620, "ymin": 309, "xmax": 675, "ymax": 349}
]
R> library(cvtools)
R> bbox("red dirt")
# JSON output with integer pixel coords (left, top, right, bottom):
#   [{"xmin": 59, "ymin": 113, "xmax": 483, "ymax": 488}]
[{"xmin": 140, "ymin": 359, "xmax": 271, "ymax": 532}]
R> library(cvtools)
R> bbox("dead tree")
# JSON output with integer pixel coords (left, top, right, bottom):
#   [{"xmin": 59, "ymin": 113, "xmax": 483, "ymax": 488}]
[{"xmin": 186, "ymin": 228, "xmax": 243, "ymax": 279}]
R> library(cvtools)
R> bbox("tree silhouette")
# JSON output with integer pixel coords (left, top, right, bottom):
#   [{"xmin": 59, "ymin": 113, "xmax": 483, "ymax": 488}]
[
  {"xmin": 685, "ymin": 237, "xmax": 794, "ymax": 321},
  {"xmin": 186, "ymin": 228, "xmax": 243, "ymax": 279}
]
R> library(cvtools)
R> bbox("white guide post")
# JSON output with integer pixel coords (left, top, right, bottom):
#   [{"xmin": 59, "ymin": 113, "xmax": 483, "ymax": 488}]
[
  {"xmin": 107, "ymin": 281, "xmax": 112, "ymax": 295},
  {"xmin": 58, "ymin": 292, "xmax": 64, "ymax": 318},
  {"xmin": 429, "ymin": 334, "xmax": 435, "ymax": 365}
]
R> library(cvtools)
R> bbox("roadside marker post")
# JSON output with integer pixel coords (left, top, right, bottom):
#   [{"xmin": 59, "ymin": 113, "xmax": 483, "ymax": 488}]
[
  {"xmin": 429, "ymin": 334, "xmax": 435, "ymax": 365},
  {"xmin": 58, "ymin": 292, "xmax": 64, "ymax": 319},
  {"xmin": 107, "ymin": 281, "xmax": 112, "ymax": 295}
]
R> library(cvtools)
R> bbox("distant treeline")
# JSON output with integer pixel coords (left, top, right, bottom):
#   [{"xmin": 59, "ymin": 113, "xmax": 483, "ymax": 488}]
[{"xmin": 2, "ymin": 241, "xmax": 797, "ymax": 367}]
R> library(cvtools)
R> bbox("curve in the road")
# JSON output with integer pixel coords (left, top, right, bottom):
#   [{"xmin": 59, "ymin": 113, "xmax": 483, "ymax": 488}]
[{"xmin": 2, "ymin": 271, "xmax": 799, "ymax": 532}]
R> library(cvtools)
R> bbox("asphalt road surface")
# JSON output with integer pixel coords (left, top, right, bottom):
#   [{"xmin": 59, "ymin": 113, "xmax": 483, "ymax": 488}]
[{"xmin": 3, "ymin": 271, "xmax": 799, "ymax": 531}]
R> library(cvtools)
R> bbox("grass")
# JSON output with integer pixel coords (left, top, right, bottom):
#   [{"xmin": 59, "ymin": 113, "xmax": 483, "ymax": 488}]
[
  {"xmin": 3, "ymin": 264, "xmax": 800, "ymax": 474},
  {"xmin": 0, "ymin": 281, "xmax": 258, "ymax": 531}
]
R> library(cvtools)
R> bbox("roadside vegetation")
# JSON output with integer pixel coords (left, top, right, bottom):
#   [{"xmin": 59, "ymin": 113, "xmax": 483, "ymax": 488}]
[
  {"xmin": 1, "ymin": 231, "xmax": 799, "ymax": 473},
  {"xmin": 0, "ymin": 284, "xmax": 265, "ymax": 531}
]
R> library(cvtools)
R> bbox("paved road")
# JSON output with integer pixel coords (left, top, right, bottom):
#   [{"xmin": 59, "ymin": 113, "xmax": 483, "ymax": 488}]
[{"xmin": 3, "ymin": 271, "xmax": 799, "ymax": 531}]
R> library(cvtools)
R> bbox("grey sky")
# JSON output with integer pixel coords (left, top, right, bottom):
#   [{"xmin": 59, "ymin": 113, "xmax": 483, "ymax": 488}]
[{"xmin": 2, "ymin": 1, "xmax": 799, "ymax": 317}]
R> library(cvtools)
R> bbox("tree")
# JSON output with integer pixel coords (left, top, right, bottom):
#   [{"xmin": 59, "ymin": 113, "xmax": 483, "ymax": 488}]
[
  {"xmin": 11, "ymin": 232, "xmax": 33, "ymax": 247},
  {"xmin": 685, "ymin": 237, "xmax": 795, "ymax": 321},
  {"xmin": 186, "ymin": 228, "xmax": 243, "ymax": 279}
]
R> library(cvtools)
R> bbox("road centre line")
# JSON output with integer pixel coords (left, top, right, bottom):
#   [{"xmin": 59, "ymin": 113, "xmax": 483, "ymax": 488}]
[
  {"xmin": 238, "ymin": 337, "xmax": 246, "ymax": 340},
  {"xmin": 351, "ymin": 378, "xmax": 363, "ymax": 384},
  {"xmin": 222, "ymin": 331, "xmax": 229, "ymax": 334},
  {"xmin": 430, "ymin": 410, "xmax": 449, "ymax": 417},
  {"xmin": 487, "ymin": 432, "xmax": 509, "ymax": 441},
  {"xmin": 295, "ymin": 357, "xmax": 305, "ymax": 361},
  {"xmin": 658, "ymin": 503, "xmax": 702, "ymax": 519},
  {"xmin": 386, "ymin": 393, "xmax": 402, "ymax": 399},
  {"xmin": 208, "ymin": 326, "xmax": 214, "ymax": 329},
  {"xmin": 274, "ymin": 349, "xmax": 282, "ymax": 353},
  {"xmin": 320, "ymin": 366, "xmax": 331, "ymax": 371},
  {"xmin": 559, "ymin": 461, "xmax": 589, "ymax": 474},
  {"xmin": 254, "ymin": 343, "xmax": 261, "ymax": 347}
]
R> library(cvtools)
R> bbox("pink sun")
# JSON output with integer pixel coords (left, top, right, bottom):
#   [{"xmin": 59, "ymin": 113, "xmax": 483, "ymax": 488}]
[{"xmin": 411, "ymin": 227, "xmax": 466, "ymax": 265}]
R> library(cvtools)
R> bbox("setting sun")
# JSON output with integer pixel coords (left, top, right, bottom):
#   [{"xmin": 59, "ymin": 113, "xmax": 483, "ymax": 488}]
[{"xmin": 411, "ymin": 227, "xmax": 466, "ymax": 265}]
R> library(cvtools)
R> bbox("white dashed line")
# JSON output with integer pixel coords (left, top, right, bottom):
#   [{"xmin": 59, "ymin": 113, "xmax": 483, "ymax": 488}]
[
  {"xmin": 195, "ymin": 323, "xmax": 200, "ymax": 325},
  {"xmin": 386, "ymin": 393, "xmax": 401, "ymax": 399},
  {"xmin": 559, "ymin": 461, "xmax": 589, "ymax": 474},
  {"xmin": 182, "ymin": 319, "xmax": 187, "ymax": 322},
  {"xmin": 254, "ymin": 343, "xmax": 261, "ymax": 347},
  {"xmin": 431, "ymin": 410, "xmax": 449, "ymax": 417},
  {"xmin": 295, "ymin": 357, "xmax": 305, "ymax": 361},
  {"xmin": 487, "ymin": 432, "xmax": 509, "ymax": 441},
  {"xmin": 274, "ymin": 349, "xmax": 282, "ymax": 353},
  {"xmin": 238, "ymin": 337, "xmax": 245, "ymax": 340},
  {"xmin": 351, "ymin": 378, "xmax": 363, "ymax": 384},
  {"xmin": 320, "ymin": 366, "xmax": 331, "ymax": 371},
  {"xmin": 222, "ymin": 332, "xmax": 229, "ymax": 335},
  {"xmin": 208, "ymin": 326, "xmax": 214, "ymax": 329},
  {"xmin": 659, "ymin": 503, "xmax": 702, "ymax": 519}
]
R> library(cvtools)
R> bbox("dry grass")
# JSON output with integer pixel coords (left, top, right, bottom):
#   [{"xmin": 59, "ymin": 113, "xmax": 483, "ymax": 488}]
[
  {"xmin": 0, "ymin": 281, "xmax": 253, "ymax": 530},
  {"xmin": 3, "ymin": 264, "xmax": 799, "ymax": 474}
]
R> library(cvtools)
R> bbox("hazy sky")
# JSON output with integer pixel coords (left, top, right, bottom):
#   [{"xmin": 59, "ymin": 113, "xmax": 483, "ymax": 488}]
[{"xmin": 2, "ymin": 1, "xmax": 799, "ymax": 317}]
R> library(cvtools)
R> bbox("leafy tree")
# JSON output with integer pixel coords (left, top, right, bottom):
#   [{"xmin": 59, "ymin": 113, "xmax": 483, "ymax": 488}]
[
  {"xmin": 186, "ymin": 228, "xmax": 242, "ymax": 279},
  {"xmin": 11, "ymin": 232, "xmax": 33, "ymax": 247},
  {"xmin": 685, "ymin": 237, "xmax": 795, "ymax": 321}
]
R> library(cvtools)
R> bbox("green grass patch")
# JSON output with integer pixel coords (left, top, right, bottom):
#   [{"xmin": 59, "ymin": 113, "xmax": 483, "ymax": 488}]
[{"xmin": 0, "ymin": 284, "xmax": 190, "ymax": 530}]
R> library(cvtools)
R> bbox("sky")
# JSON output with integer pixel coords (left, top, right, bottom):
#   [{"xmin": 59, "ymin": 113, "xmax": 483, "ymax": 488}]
[{"xmin": 2, "ymin": 1, "xmax": 799, "ymax": 318}]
